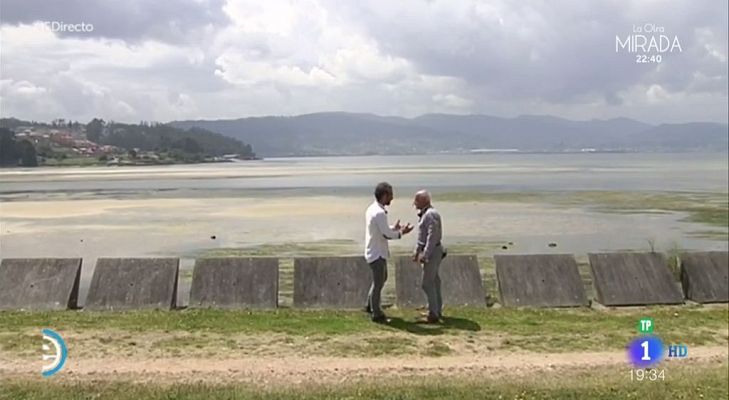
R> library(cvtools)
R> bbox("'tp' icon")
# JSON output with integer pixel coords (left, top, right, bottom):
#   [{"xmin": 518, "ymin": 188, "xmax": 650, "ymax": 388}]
[{"xmin": 638, "ymin": 318, "xmax": 654, "ymax": 334}]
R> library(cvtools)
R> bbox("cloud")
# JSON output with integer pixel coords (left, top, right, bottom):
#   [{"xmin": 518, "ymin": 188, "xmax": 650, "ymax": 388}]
[
  {"xmin": 432, "ymin": 93, "xmax": 473, "ymax": 110},
  {"xmin": 0, "ymin": 0, "xmax": 726, "ymax": 123},
  {"xmin": 0, "ymin": 0, "xmax": 230, "ymax": 44},
  {"xmin": 212, "ymin": 0, "xmax": 414, "ymax": 88}
]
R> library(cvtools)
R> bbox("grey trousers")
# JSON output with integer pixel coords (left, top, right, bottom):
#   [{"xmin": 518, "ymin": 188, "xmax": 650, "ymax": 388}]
[
  {"xmin": 421, "ymin": 246, "xmax": 443, "ymax": 318},
  {"xmin": 367, "ymin": 257, "xmax": 388, "ymax": 318}
]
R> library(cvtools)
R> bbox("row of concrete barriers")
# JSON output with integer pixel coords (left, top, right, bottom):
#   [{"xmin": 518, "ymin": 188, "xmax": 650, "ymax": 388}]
[{"xmin": 0, "ymin": 252, "xmax": 726, "ymax": 311}]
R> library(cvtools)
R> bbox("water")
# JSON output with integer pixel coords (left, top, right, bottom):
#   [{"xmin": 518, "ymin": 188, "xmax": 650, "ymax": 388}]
[
  {"xmin": 1, "ymin": 152, "xmax": 727, "ymax": 195},
  {"xmin": 1, "ymin": 152, "xmax": 727, "ymax": 306}
]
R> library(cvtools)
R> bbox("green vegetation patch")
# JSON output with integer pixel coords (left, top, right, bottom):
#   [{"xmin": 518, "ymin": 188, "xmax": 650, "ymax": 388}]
[{"xmin": 0, "ymin": 306, "xmax": 725, "ymax": 355}]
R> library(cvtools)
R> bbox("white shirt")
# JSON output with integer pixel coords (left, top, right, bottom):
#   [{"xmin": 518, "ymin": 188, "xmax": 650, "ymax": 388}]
[{"xmin": 364, "ymin": 200, "xmax": 402, "ymax": 263}]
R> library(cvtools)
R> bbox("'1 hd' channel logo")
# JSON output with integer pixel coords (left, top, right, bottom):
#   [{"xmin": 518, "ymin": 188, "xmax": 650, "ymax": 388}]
[{"xmin": 627, "ymin": 318, "xmax": 688, "ymax": 368}]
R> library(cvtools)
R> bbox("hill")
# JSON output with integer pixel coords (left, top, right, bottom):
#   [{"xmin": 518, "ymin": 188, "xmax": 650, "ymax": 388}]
[{"xmin": 170, "ymin": 113, "xmax": 727, "ymax": 156}]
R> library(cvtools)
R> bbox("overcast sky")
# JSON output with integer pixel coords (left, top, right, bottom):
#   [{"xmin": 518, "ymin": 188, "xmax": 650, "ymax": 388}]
[{"xmin": 0, "ymin": 0, "xmax": 726, "ymax": 124}]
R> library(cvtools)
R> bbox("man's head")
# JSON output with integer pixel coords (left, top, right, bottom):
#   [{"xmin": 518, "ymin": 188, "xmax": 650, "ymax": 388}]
[
  {"xmin": 413, "ymin": 189, "xmax": 431, "ymax": 210},
  {"xmin": 374, "ymin": 182, "xmax": 394, "ymax": 206}
]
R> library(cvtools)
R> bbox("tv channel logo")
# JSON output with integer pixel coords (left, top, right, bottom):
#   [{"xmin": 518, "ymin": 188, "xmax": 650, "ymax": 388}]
[
  {"xmin": 627, "ymin": 319, "xmax": 689, "ymax": 367},
  {"xmin": 41, "ymin": 329, "xmax": 67, "ymax": 377},
  {"xmin": 627, "ymin": 336, "xmax": 664, "ymax": 368}
]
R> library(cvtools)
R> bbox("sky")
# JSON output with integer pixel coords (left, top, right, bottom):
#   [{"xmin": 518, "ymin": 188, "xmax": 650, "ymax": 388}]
[{"xmin": 0, "ymin": 0, "xmax": 727, "ymax": 124}]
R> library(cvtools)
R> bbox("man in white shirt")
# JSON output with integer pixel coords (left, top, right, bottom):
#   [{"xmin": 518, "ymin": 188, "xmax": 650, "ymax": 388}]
[{"xmin": 364, "ymin": 182, "xmax": 413, "ymax": 323}]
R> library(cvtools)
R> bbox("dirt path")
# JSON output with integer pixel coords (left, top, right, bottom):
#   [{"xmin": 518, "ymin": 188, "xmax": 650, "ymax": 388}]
[{"xmin": 2, "ymin": 346, "xmax": 727, "ymax": 384}]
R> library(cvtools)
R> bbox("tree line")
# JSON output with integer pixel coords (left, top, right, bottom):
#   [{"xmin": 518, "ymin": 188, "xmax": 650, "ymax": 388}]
[
  {"xmin": 86, "ymin": 119, "xmax": 255, "ymax": 158},
  {"xmin": 0, "ymin": 127, "xmax": 37, "ymax": 167},
  {"xmin": 0, "ymin": 118, "xmax": 256, "ymax": 167}
]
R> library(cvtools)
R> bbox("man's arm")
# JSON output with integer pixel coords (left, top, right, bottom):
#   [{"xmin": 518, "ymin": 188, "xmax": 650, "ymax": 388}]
[
  {"xmin": 413, "ymin": 217, "xmax": 426, "ymax": 261},
  {"xmin": 374, "ymin": 210, "xmax": 401, "ymax": 240}
]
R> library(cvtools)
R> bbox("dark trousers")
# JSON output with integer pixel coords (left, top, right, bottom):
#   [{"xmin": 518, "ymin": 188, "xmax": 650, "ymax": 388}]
[{"xmin": 367, "ymin": 257, "xmax": 387, "ymax": 318}]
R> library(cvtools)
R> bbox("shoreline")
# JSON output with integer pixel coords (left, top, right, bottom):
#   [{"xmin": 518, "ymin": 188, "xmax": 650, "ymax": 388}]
[
  {"xmin": 2, "ymin": 149, "xmax": 725, "ymax": 165},
  {"xmin": 0, "ymin": 157, "xmax": 262, "ymax": 170}
]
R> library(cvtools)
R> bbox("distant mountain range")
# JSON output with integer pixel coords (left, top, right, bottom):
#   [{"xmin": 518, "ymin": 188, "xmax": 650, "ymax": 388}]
[{"xmin": 162, "ymin": 113, "xmax": 724, "ymax": 156}]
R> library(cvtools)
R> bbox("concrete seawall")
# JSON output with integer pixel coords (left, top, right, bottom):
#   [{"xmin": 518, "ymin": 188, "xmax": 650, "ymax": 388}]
[{"xmin": 0, "ymin": 251, "xmax": 726, "ymax": 310}]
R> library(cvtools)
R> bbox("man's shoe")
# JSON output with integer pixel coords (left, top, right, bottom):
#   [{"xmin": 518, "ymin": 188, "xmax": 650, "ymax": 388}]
[
  {"xmin": 420, "ymin": 311, "xmax": 442, "ymax": 320},
  {"xmin": 371, "ymin": 315, "xmax": 390, "ymax": 324},
  {"xmin": 363, "ymin": 306, "xmax": 372, "ymax": 314}
]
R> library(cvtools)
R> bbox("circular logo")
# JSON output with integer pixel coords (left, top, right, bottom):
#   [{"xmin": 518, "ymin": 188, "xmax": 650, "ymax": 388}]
[
  {"xmin": 41, "ymin": 329, "xmax": 67, "ymax": 377},
  {"xmin": 627, "ymin": 335, "xmax": 664, "ymax": 368}
]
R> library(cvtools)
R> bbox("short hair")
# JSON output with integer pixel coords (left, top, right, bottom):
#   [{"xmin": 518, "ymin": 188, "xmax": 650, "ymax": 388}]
[
  {"xmin": 374, "ymin": 182, "xmax": 393, "ymax": 201},
  {"xmin": 415, "ymin": 189, "xmax": 431, "ymax": 202}
]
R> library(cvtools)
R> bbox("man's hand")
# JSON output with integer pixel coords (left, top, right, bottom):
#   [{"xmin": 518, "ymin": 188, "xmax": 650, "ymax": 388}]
[
  {"xmin": 411, "ymin": 252, "xmax": 419, "ymax": 262},
  {"xmin": 401, "ymin": 223, "xmax": 414, "ymax": 235},
  {"xmin": 392, "ymin": 219, "xmax": 401, "ymax": 231},
  {"xmin": 418, "ymin": 254, "xmax": 428, "ymax": 264}
]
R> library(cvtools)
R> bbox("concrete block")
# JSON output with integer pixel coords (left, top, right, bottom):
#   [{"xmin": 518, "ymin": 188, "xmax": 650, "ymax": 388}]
[
  {"xmin": 293, "ymin": 257, "xmax": 371, "ymax": 308},
  {"xmin": 395, "ymin": 255, "xmax": 486, "ymax": 307},
  {"xmin": 680, "ymin": 251, "xmax": 728, "ymax": 303},
  {"xmin": 589, "ymin": 252, "xmax": 683, "ymax": 306},
  {"xmin": 0, "ymin": 258, "xmax": 81, "ymax": 310},
  {"xmin": 190, "ymin": 257, "xmax": 278, "ymax": 308},
  {"xmin": 85, "ymin": 258, "xmax": 178, "ymax": 310},
  {"xmin": 494, "ymin": 254, "xmax": 587, "ymax": 307}
]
